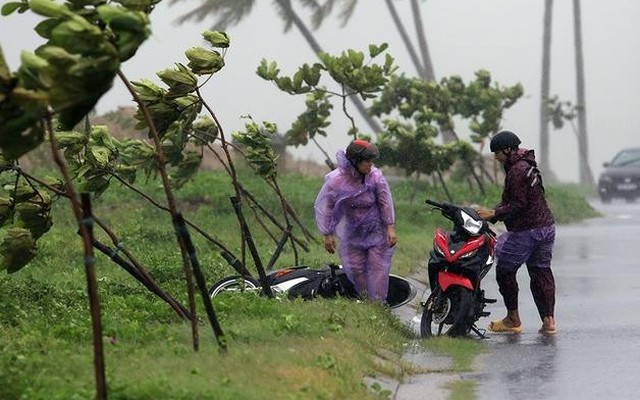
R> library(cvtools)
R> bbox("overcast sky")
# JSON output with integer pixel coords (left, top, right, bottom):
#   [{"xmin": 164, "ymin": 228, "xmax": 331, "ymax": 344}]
[{"xmin": 1, "ymin": 0, "xmax": 639, "ymax": 182}]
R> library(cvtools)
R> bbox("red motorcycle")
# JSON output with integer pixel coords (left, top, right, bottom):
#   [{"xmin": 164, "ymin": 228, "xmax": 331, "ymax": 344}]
[{"xmin": 421, "ymin": 199, "xmax": 497, "ymax": 338}]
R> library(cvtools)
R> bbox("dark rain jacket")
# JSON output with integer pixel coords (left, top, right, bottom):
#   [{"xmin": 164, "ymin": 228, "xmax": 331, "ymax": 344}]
[{"xmin": 493, "ymin": 149, "xmax": 555, "ymax": 231}]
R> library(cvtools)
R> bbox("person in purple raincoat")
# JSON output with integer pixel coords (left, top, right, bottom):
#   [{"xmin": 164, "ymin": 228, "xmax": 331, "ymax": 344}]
[
  {"xmin": 314, "ymin": 139, "xmax": 397, "ymax": 302},
  {"xmin": 476, "ymin": 130, "xmax": 557, "ymax": 335}
]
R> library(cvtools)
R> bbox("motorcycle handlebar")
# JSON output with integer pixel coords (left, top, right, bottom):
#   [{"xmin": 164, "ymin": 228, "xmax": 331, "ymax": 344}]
[
  {"xmin": 425, "ymin": 199, "xmax": 494, "ymax": 236},
  {"xmin": 424, "ymin": 199, "xmax": 443, "ymax": 208}
]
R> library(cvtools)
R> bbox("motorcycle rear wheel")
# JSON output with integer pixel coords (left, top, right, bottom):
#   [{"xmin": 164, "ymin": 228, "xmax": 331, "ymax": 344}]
[
  {"xmin": 209, "ymin": 276, "xmax": 260, "ymax": 298},
  {"xmin": 420, "ymin": 286, "xmax": 473, "ymax": 338}
]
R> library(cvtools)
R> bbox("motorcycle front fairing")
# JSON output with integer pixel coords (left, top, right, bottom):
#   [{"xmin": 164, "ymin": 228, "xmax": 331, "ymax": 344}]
[
  {"xmin": 429, "ymin": 231, "xmax": 492, "ymax": 275},
  {"xmin": 437, "ymin": 270, "xmax": 473, "ymax": 291}
]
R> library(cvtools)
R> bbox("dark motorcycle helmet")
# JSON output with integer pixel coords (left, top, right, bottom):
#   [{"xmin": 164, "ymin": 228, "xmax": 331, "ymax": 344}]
[
  {"xmin": 489, "ymin": 130, "xmax": 521, "ymax": 153},
  {"xmin": 346, "ymin": 139, "xmax": 380, "ymax": 163}
]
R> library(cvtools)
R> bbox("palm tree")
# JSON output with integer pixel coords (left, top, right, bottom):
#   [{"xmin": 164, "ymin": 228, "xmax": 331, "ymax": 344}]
[
  {"xmin": 312, "ymin": 0, "xmax": 435, "ymax": 80},
  {"xmin": 383, "ymin": 0, "xmax": 426, "ymax": 78},
  {"xmin": 379, "ymin": 0, "xmax": 456, "ymax": 141},
  {"xmin": 539, "ymin": 0, "xmax": 553, "ymax": 179},
  {"xmin": 321, "ymin": 0, "xmax": 453, "ymax": 139},
  {"xmin": 170, "ymin": 0, "xmax": 382, "ymax": 133},
  {"xmin": 572, "ymin": 0, "xmax": 594, "ymax": 185},
  {"xmin": 410, "ymin": 0, "xmax": 435, "ymax": 80},
  {"xmin": 169, "ymin": 0, "xmax": 446, "ymax": 138}
]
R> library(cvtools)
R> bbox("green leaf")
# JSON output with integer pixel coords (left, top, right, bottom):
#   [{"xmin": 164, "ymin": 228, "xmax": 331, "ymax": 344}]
[
  {"xmin": 301, "ymin": 64, "xmax": 320, "ymax": 87},
  {"xmin": 54, "ymin": 130, "xmax": 88, "ymax": 147},
  {"xmin": 117, "ymin": 138, "xmax": 155, "ymax": 167},
  {"xmin": 185, "ymin": 47, "xmax": 224, "ymax": 75},
  {"xmin": 368, "ymin": 43, "xmax": 388, "ymax": 58},
  {"xmin": 28, "ymin": 0, "xmax": 67, "ymax": 18},
  {"xmin": 157, "ymin": 64, "xmax": 198, "ymax": 95},
  {"xmin": 1, "ymin": 227, "xmax": 37, "ymax": 273},
  {"xmin": 20, "ymin": 51, "xmax": 49, "ymax": 71},
  {"xmin": 192, "ymin": 116, "xmax": 218, "ymax": 143},
  {"xmin": 97, "ymin": 5, "xmax": 150, "ymax": 34},
  {"xmin": 34, "ymin": 18, "xmax": 59, "ymax": 39},
  {"xmin": 134, "ymin": 102, "xmax": 180, "ymax": 134},
  {"xmin": 170, "ymin": 151, "xmax": 202, "ymax": 188},
  {"xmin": 14, "ymin": 201, "xmax": 52, "ymax": 240},
  {"xmin": 96, "ymin": 5, "xmax": 150, "ymax": 61},
  {"xmin": 256, "ymin": 59, "xmax": 280, "ymax": 81},
  {"xmin": 202, "ymin": 31, "xmax": 230, "ymax": 48},
  {"xmin": 50, "ymin": 54, "xmax": 119, "ymax": 130},
  {"xmin": 78, "ymin": 172, "xmax": 110, "ymax": 196},
  {"xmin": 0, "ymin": 44, "xmax": 12, "ymax": 81},
  {"xmin": 468, "ymin": 120, "xmax": 482, "ymax": 134},
  {"xmin": 35, "ymin": 45, "xmax": 77, "ymax": 68},
  {"xmin": 383, "ymin": 54, "xmax": 395, "ymax": 73},
  {"xmin": 292, "ymin": 70, "xmax": 304, "ymax": 90},
  {"xmin": 111, "ymin": 0, "xmax": 153, "ymax": 12},
  {"xmin": 347, "ymin": 49, "xmax": 364, "ymax": 68},
  {"xmin": 1, "ymin": 2, "xmax": 22, "ymax": 16},
  {"xmin": 0, "ymin": 103, "xmax": 46, "ymax": 159},
  {"xmin": 89, "ymin": 146, "xmax": 112, "ymax": 167},
  {"xmin": 275, "ymin": 76, "xmax": 293, "ymax": 93},
  {"xmin": 73, "ymin": 163, "xmax": 92, "ymax": 180},
  {"xmin": 131, "ymin": 79, "xmax": 166, "ymax": 102},
  {"xmin": 49, "ymin": 20, "xmax": 104, "ymax": 54},
  {"xmin": 0, "ymin": 209, "xmax": 13, "ymax": 229},
  {"xmin": 90, "ymin": 125, "xmax": 117, "ymax": 151}
]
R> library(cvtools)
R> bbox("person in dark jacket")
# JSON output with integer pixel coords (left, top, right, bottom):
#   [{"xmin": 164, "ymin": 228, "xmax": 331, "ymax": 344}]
[{"xmin": 476, "ymin": 130, "xmax": 557, "ymax": 335}]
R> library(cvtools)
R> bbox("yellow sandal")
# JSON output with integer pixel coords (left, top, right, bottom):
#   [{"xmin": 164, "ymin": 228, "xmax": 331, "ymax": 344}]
[{"xmin": 488, "ymin": 319, "xmax": 522, "ymax": 334}]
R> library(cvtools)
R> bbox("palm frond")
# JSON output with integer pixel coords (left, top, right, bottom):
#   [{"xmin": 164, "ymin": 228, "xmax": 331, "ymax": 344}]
[
  {"xmin": 298, "ymin": 0, "xmax": 322, "ymax": 8},
  {"xmin": 272, "ymin": 0, "xmax": 295, "ymax": 32},
  {"xmin": 170, "ymin": 0, "xmax": 256, "ymax": 30},
  {"xmin": 289, "ymin": 0, "xmax": 322, "ymax": 30},
  {"xmin": 337, "ymin": 0, "xmax": 358, "ymax": 27},
  {"xmin": 309, "ymin": 0, "xmax": 358, "ymax": 29}
]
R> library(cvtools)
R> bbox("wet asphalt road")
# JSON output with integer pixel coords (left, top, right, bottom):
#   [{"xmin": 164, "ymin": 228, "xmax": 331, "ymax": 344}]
[{"xmin": 469, "ymin": 200, "xmax": 640, "ymax": 400}]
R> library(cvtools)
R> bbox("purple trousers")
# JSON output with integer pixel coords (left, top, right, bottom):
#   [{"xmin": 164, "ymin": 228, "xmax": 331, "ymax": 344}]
[
  {"xmin": 340, "ymin": 242, "xmax": 394, "ymax": 302},
  {"xmin": 495, "ymin": 225, "xmax": 556, "ymax": 319}
]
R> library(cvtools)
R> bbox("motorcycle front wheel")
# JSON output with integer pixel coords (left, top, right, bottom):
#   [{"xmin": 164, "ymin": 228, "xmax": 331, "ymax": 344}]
[
  {"xmin": 420, "ymin": 286, "xmax": 473, "ymax": 338},
  {"xmin": 209, "ymin": 276, "xmax": 261, "ymax": 298}
]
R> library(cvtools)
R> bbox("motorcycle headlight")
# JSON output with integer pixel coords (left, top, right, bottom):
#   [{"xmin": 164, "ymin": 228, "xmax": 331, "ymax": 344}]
[
  {"xmin": 460, "ymin": 210, "xmax": 483, "ymax": 235},
  {"xmin": 460, "ymin": 249, "xmax": 478, "ymax": 259},
  {"xmin": 433, "ymin": 239, "xmax": 444, "ymax": 256}
]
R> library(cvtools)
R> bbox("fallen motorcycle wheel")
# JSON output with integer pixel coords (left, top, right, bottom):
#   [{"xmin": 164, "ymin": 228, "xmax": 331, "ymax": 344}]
[
  {"xmin": 420, "ymin": 286, "xmax": 473, "ymax": 337},
  {"xmin": 209, "ymin": 276, "xmax": 261, "ymax": 298}
]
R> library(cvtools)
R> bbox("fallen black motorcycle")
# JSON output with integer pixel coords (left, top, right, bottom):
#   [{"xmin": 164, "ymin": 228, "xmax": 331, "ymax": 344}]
[
  {"xmin": 210, "ymin": 263, "xmax": 416, "ymax": 309},
  {"xmin": 421, "ymin": 199, "xmax": 497, "ymax": 338}
]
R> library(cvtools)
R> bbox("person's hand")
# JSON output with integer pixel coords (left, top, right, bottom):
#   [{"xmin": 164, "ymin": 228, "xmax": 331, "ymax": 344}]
[
  {"xmin": 324, "ymin": 234, "xmax": 336, "ymax": 254},
  {"xmin": 476, "ymin": 208, "xmax": 495, "ymax": 221},
  {"xmin": 386, "ymin": 225, "xmax": 397, "ymax": 247}
]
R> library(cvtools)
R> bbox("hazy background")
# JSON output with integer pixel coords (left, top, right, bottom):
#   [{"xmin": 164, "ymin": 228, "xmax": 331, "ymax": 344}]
[{"xmin": 1, "ymin": 0, "xmax": 638, "ymax": 182}]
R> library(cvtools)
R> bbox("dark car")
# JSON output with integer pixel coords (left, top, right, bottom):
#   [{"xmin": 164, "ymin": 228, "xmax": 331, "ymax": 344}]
[{"xmin": 598, "ymin": 148, "xmax": 640, "ymax": 203}]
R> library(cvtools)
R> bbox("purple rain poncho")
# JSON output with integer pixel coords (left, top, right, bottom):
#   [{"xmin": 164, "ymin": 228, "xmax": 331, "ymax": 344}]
[{"xmin": 314, "ymin": 150, "xmax": 396, "ymax": 301}]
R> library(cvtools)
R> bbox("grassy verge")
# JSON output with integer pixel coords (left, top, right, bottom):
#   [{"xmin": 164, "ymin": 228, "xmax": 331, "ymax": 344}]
[{"xmin": 0, "ymin": 169, "xmax": 598, "ymax": 398}]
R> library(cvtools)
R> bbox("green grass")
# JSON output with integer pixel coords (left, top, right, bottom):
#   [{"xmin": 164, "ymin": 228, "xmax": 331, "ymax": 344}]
[
  {"xmin": 0, "ymin": 168, "xmax": 598, "ymax": 399},
  {"xmin": 446, "ymin": 380, "xmax": 479, "ymax": 400},
  {"xmin": 420, "ymin": 337, "xmax": 484, "ymax": 372},
  {"xmin": 546, "ymin": 183, "xmax": 601, "ymax": 223}
]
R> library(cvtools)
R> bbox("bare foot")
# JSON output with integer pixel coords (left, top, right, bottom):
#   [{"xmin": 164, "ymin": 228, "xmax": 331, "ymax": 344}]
[
  {"xmin": 503, "ymin": 311, "xmax": 522, "ymax": 328},
  {"xmin": 500, "ymin": 317, "xmax": 521, "ymax": 328},
  {"xmin": 539, "ymin": 316, "xmax": 557, "ymax": 334}
]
